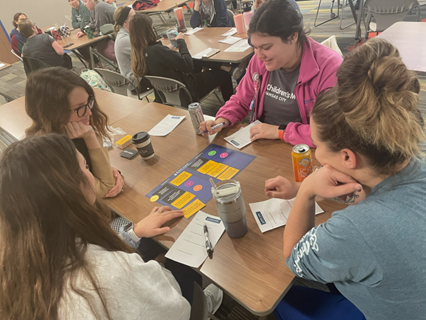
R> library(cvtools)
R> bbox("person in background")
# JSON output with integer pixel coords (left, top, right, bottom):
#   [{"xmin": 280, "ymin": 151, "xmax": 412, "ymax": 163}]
[
  {"xmin": 68, "ymin": 0, "xmax": 101, "ymax": 67},
  {"xmin": 83, "ymin": 0, "xmax": 115, "ymax": 32},
  {"xmin": 275, "ymin": 38, "xmax": 426, "ymax": 320},
  {"xmin": 19, "ymin": 19, "xmax": 72, "ymax": 68},
  {"xmin": 114, "ymin": 7, "xmax": 154, "ymax": 95},
  {"xmin": 0, "ymin": 133, "xmax": 192, "ymax": 320},
  {"xmin": 129, "ymin": 14, "xmax": 234, "ymax": 106},
  {"xmin": 24, "ymin": 67, "xmax": 122, "ymax": 199},
  {"xmin": 69, "ymin": 0, "xmax": 91, "ymax": 30},
  {"xmin": 254, "ymin": 0, "xmax": 301, "ymax": 13},
  {"xmin": 10, "ymin": 12, "xmax": 42, "ymax": 57},
  {"xmin": 190, "ymin": 0, "xmax": 230, "ymax": 28},
  {"xmin": 200, "ymin": 0, "xmax": 342, "ymax": 146}
]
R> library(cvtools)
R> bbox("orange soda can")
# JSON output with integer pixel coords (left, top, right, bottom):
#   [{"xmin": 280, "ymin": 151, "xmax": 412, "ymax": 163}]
[{"xmin": 292, "ymin": 144, "xmax": 313, "ymax": 182}]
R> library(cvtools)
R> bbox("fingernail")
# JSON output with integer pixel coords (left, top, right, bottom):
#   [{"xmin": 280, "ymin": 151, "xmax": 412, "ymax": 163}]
[{"xmin": 355, "ymin": 184, "xmax": 362, "ymax": 191}]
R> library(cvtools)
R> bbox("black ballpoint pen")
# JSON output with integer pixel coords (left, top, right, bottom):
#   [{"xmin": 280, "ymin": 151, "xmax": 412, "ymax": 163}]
[{"xmin": 204, "ymin": 224, "xmax": 213, "ymax": 258}]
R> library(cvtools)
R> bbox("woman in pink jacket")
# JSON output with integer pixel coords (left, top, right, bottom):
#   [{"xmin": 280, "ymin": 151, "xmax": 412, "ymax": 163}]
[{"xmin": 200, "ymin": 0, "xmax": 342, "ymax": 147}]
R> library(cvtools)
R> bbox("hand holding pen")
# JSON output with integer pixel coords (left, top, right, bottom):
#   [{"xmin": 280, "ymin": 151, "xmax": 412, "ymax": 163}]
[{"xmin": 199, "ymin": 118, "xmax": 229, "ymax": 135}]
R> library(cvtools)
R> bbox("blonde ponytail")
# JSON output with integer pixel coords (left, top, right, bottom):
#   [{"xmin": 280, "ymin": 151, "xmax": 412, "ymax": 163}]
[{"xmin": 312, "ymin": 38, "xmax": 425, "ymax": 176}]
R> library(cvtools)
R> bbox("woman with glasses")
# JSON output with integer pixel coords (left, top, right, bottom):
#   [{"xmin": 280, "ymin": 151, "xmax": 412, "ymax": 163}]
[{"xmin": 25, "ymin": 67, "xmax": 123, "ymax": 199}]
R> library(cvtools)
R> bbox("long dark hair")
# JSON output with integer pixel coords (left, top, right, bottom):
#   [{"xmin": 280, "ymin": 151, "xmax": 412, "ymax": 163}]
[
  {"xmin": 25, "ymin": 67, "xmax": 110, "ymax": 140},
  {"xmin": 0, "ymin": 134, "xmax": 134, "ymax": 320},
  {"xmin": 129, "ymin": 13, "xmax": 157, "ymax": 80},
  {"xmin": 248, "ymin": 0, "xmax": 308, "ymax": 47}
]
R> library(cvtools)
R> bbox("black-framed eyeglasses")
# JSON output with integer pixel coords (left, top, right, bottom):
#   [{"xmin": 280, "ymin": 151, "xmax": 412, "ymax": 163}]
[{"xmin": 71, "ymin": 96, "xmax": 95, "ymax": 117}]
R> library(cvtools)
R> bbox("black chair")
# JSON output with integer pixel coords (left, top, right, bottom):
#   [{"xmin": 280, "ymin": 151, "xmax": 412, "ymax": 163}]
[{"xmin": 22, "ymin": 57, "xmax": 52, "ymax": 75}]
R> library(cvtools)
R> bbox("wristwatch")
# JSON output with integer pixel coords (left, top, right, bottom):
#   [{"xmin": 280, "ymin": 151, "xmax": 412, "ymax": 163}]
[
  {"xmin": 278, "ymin": 124, "xmax": 287, "ymax": 141},
  {"xmin": 124, "ymin": 222, "xmax": 141, "ymax": 242}
]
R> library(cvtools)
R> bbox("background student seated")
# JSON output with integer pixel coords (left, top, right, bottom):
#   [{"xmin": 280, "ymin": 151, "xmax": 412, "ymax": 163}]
[
  {"xmin": 83, "ymin": 0, "xmax": 115, "ymax": 32},
  {"xmin": 190, "ymin": 0, "xmax": 231, "ymax": 28},
  {"xmin": 19, "ymin": 19, "xmax": 72, "ymax": 69},
  {"xmin": 129, "ymin": 14, "xmax": 233, "ymax": 106},
  {"xmin": 10, "ymin": 12, "xmax": 42, "ymax": 57}
]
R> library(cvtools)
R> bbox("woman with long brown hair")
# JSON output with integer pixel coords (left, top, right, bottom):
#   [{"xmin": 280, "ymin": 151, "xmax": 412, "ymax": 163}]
[
  {"xmin": 129, "ymin": 13, "xmax": 233, "ymax": 107},
  {"xmin": 25, "ymin": 67, "xmax": 122, "ymax": 199},
  {"xmin": 273, "ymin": 38, "xmax": 426, "ymax": 319},
  {"xmin": 0, "ymin": 133, "xmax": 189, "ymax": 320}
]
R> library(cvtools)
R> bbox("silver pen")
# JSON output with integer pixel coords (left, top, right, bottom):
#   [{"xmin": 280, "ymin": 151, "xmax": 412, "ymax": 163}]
[{"xmin": 204, "ymin": 224, "xmax": 213, "ymax": 258}]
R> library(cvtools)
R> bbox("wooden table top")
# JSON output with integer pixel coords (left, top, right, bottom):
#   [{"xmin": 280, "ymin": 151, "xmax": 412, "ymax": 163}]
[
  {"xmin": 0, "ymin": 89, "xmax": 345, "ymax": 316},
  {"xmin": 162, "ymin": 27, "xmax": 253, "ymax": 64},
  {"xmin": 57, "ymin": 28, "xmax": 108, "ymax": 51},
  {"xmin": 103, "ymin": 102, "xmax": 346, "ymax": 316},
  {"xmin": 0, "ymin": 89, "xmax": 146, "ymax": 140},
  {"xmin": 121, "ymin": 0, "xmax": 189, "ymax": 12},
  {"xmin": 377, "ymin": 22, "xmax": 426, "ymax": 73},
  {"xmin": 0, "ymin": 62, "xmax": 11, "ymax": 71}
]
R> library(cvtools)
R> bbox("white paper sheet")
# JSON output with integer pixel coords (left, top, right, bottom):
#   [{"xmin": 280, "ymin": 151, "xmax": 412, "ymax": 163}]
[
  {"xmin": 221, "ymin": 28, "xmax": 237, "ymax": 36},
  {"xmin": 184, "ymin": 27, "xmax": 203, "ymax": 35},
  {"xmin": 192, "ymin": 48, "xmax": 220, "ymax": 59},
  {"xmin": 249, "ymin": 198, "xmax": 324, "ymax": 233},
  {"xmin": 224, "ymin": 39, "xmax": 251, "ymax": 52},
  {"xmin": 224, "ymin": 120, "xmax": 261, "ymax": 149},
  {"xmin": 219, "ymin": 36, "xmax": 242, "ymax": 44},
  {"xmin": 165, "ymin": 211, "xmax": 225, "ymax": 268},
  {"xmin": 148, "ymin": 114, "xmax": 186, "ymax": 136}
]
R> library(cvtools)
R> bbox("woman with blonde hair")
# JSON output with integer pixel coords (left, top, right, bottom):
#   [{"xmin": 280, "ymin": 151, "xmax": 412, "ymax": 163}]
[
  {"xmin": 273, "ymin": 38, "xmax": 426, "ymax": 320},
  {"xmin": 0, "ymin": 133, "xmax": 189, "ymax": 320}
]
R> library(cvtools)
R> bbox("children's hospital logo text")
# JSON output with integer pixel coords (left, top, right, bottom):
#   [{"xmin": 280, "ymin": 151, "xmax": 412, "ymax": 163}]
[{"xmin": 265, "ymin": 84, "xmax": 295, "ymax": 102}]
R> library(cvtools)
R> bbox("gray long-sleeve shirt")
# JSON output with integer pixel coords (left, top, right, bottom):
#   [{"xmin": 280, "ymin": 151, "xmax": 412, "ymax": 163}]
[
  {"xmin": 115, "ymin": 28, "xmax": 133, "ymax": 80},
  {"xmin": 287, "ymin": 159, "xmax": 426, "ymax": 320},
  {"xmin": 90, "ymin": 1, "xmax": 115, "ymax": 32}
]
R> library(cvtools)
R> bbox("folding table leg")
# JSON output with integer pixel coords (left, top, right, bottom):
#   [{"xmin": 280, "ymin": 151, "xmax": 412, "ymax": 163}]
[{"xmin": 314, "ymin": 0, "xmax": 341, "ymax": 27}]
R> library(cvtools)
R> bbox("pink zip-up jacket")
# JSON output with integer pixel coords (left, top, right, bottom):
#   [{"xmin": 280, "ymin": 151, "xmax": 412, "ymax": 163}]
[{"xmin": 216, "ymin": 37, "xmax": 343, "ymax": 147}]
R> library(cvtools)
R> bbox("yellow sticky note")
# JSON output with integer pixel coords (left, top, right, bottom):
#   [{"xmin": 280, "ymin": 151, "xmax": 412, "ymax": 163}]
[
  {"xmin": 171, "ymin": 191, "xmax": 195, "ymax": 209},
  {"xmin": 197, "ymin": 160, "xmax": 219, "ymax": 174},
  {"xmin": 183, "ymin": 199, "xmax": 205, "ymax": 218},
  {"xmin": 206, "ymin": 163, "xmax": 228, "ymax": 177},
  {"xmin": 217, "ymin": 167, "xmax": 239, "ymax": 180},
  {"xmin": 170, "ymin": 171, "xmax": 192, "ymax": 186}
]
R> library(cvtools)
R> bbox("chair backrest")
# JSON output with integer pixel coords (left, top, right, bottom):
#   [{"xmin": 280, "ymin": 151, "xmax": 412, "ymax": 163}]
[
  {"xmin": 100, "ymin": 23, "xmax": 114, "ymax": 35},
  {"xmin": 227, "ymin": 9, "xmax": 236, "ymax": 27},
  {"xmin": 10, "ymin": 49, "xmax": 23, "ymax": 62},
  {"xmin": 144, "ymin": 75, "xmax": 192, "ymax": 108},
  {"xmin": 364, "ymin": 0, "xmax": 416, "ymax": 31},
  {"xmin": 321, "ymin": 35, "xmax": 343, "ymax": 57},
  {"xmin": 22, "ymin": 57, "xmax": 51, "ymax": 75},
  {"xmin": 94, "ymin": 68, "xmax": 138, "ymax": 97}
]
